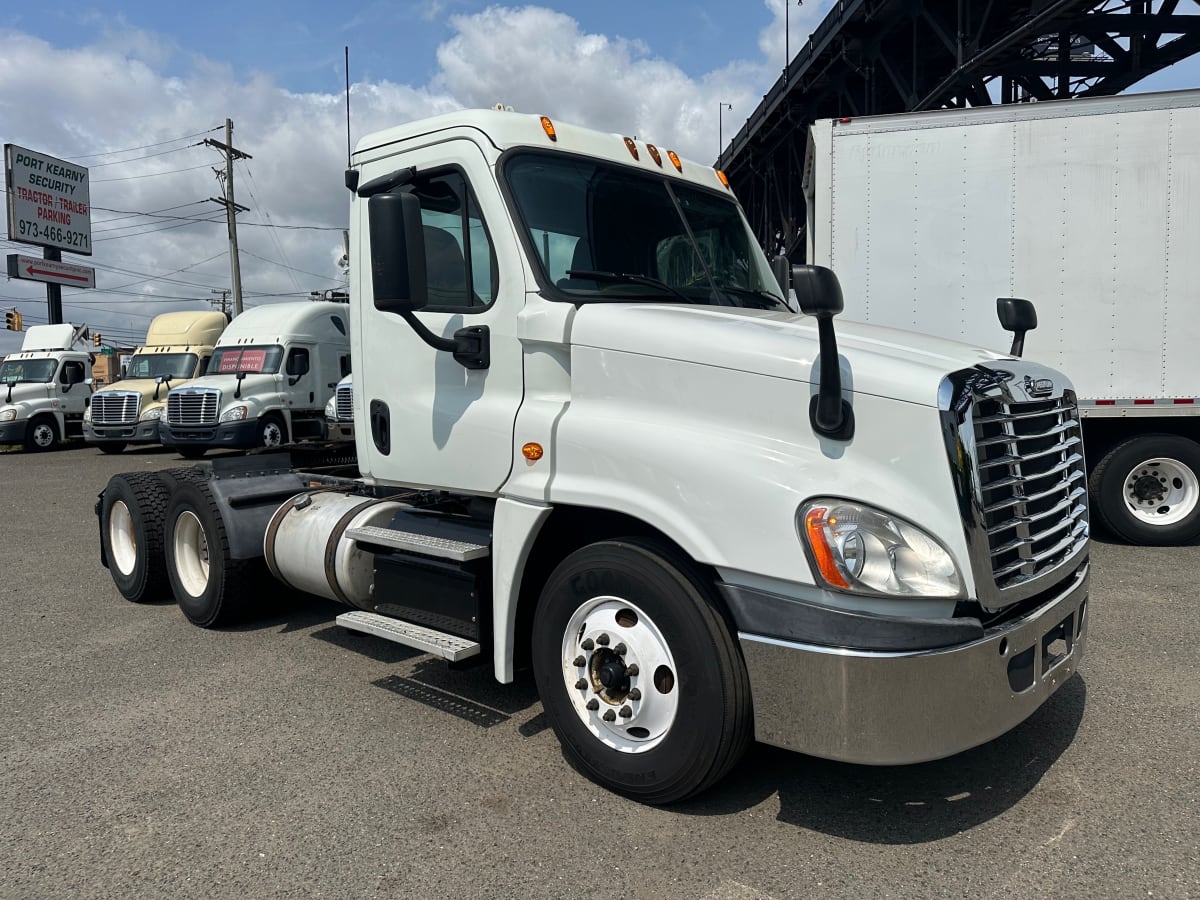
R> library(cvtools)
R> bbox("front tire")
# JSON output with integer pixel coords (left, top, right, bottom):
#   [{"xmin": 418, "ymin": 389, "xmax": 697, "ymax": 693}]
[
  {"xmin": 178, "ymin": 447, "xmax": 207, "ymax": 460},
  {"xmin": 1090, "ymin": 434, "xmax": 1200, "ymax": 545},
  {"xmin": 98, "ymin": 443, "xmax": 127, "ymax": 455},
  {"xmin": 164, "ymin": 479, "xmax": 260, "ymax": 627},
  {"xmin": 100, "ymin": 472, "xmax": 171, "ymax": 603},
  {"xmin": 257, "ymin": 414, "xmax": 288, "ymax": 449},
  {"xmin": 24, "ymin": 414, "xmax": 59, "ymax": 451},
  {"xmin": 531, "ymin": 539, "xmax": 752, "ymax": 804}
]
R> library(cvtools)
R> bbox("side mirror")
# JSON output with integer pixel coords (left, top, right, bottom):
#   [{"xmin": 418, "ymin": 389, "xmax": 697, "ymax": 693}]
[
  {"xmin": 771, "ymin": 255, "xmax": 790, "ymax": 298},
  {"xmin": 286, "ymin": 349, "xmax": 310, "ymax": 386},
  {"xmin": 369, "ymin": 192, "xmax": 428, "ymax": 314},
  {"xmin": 996, "ymin": 297, "xmax": 1037, "ymax": 358},
  {"xmin": 792, "ymin": 265, "xmax": 854, "ymax": 441}
]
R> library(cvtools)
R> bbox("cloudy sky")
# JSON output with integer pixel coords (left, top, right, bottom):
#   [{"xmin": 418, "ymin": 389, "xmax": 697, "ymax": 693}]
[{"xmin": 2, "ymin": 1, "xmax": 1198, "ymax": 355}]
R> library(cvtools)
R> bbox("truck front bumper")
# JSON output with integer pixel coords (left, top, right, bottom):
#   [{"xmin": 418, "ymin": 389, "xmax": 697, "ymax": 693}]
[
  {"xmin": 0, "ymin": 420, "xmax": 28, "ymax": 444},
  {"xmin": 732, "ymin": 561, "xmax": 1089, "ymax": 765},
  {"xmin": 160, "ymin": 420, "xmax": 259, "ymax": 449},
  {"xmin": 84, "ymin": 421, "xmax": 162, "ymax": 444}
]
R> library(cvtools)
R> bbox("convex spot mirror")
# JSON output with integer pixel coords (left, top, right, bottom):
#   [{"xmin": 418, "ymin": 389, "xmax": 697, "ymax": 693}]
[{"xmin": 369, "ymin": 192, "xmax": 429, "ymax": 315}]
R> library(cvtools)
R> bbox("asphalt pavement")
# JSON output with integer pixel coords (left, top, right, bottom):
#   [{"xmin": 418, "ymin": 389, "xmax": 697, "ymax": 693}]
[{"xmin": 1, "ymin": 443, "xmax": 1197, "ymax": 899}]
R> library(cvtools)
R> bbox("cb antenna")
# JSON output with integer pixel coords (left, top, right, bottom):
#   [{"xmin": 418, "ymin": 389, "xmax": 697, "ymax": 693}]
[{"xmin": 345, "ymin": 46, "xmax": 351, "ymax": 167}]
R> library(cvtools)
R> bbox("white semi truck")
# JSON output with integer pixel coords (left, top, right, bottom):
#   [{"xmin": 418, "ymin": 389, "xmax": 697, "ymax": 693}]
[
  {"xmin": 804, "ymin": 88, "xmax": 1200, "ymax": 546},
  {"xmin": 84, "ymin": 310, "xmax": 229, "ymax": 453},
  {"xmin": 98, "ymin": 110, "xmax": 1090, "ymax": 803},
  {"xmin": 158, "ymin": 300, "xmax": 352, "ymax": 457},
  {"xmin": 0, "ymin": 323, "xmax": 93, "ymax": 450}
]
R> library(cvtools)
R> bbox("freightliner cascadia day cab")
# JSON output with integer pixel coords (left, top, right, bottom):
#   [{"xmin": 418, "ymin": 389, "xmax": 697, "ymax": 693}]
[
  {"xmin": 158, "ymin": 300, "xmax": 352, "ymax": 457},
  {"xmin": 0, "ymin": 324, "xmax": 93, "ymax": 451},
  {"xmin": 84, "ymin": 310, "xmax": 230, "ymax": 453},
  {"xmin": 98, "ymin": 110, "xmax": 1090, "ymax": 803},
  {"xmin": 804, "ymin": 88, "xmax": 1200, "ymax": 546}
]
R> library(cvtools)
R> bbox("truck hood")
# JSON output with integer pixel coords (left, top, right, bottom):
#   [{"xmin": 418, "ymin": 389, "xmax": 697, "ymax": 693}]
[
  {"xmin": 570, "ymin": 304, "xmax": 1009, "ymax": 408},
  {"xmin": 95, "ymin": 377, "xmax": 191, "ymax": 405},
  {"xmin": 1, "ymin": 382, "xmax": 52, "ymax": 406},
  {"xmin": 174, "ymin": 374, "xmax": 282, "ymax": 404}
]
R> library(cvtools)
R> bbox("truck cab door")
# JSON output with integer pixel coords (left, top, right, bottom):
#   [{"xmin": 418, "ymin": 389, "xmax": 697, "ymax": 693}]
[
  {"xmin": 57, "ymin": 359, "xmax": 88, "ymax": 413},
  {"xmin": 355, "ymin": 139, "xmax": 524, "ymax": 493},
  {"xmin": 284, "ymin": 345, "xmax": 317, "ymax": 408}
]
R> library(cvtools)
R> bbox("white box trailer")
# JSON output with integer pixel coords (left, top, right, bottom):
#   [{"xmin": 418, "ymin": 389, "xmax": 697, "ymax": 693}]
[{"xmin": 804, "ymin": 88, "xmax": 1200, "ymax": 545}]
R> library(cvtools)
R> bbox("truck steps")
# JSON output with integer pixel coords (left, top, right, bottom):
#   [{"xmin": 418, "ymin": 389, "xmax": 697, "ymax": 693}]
[
  {"xmin": 335, "ymin": 610, "xmax": 481, "ymax": 661},
  {"xmin": 345, "ymin": 524, "xmax": 489, "ymax": 561}
]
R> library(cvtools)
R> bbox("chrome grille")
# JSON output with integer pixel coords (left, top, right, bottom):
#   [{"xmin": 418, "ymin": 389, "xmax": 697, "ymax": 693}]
[
  {"xmin": 335, "ymin": 383, "xmax": 353, "ymax": 422},
  {"xmin": 167, "ymin": 388, "xmax": 220, "ymax": 426},
  {"xmin": 940, "ymin": 364, "xmax": 1089, "ymax": 610},
  {"xmin": 973, "ymin": 395, "xmax": 1088, "ymax": 590},
  {"xmin": 90, "ymin": 391, "xmax": 140, "ymax": 425}
]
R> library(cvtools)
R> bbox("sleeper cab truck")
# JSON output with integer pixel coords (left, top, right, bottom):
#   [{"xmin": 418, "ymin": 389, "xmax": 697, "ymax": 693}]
[
  {"xmin": 158, "ymin": 300, "xmax": 352, "ymax": 458},
  {"xmin": 83, "ymin": 310, "xmax": 230, "ymax": 453},
  {"xmin": 98, "ymin": 110, "xmax": 1090, "ymax": 804},
  {"xmin": 0, "ymin": 324, "xmax": 92, "ymax": 451}
]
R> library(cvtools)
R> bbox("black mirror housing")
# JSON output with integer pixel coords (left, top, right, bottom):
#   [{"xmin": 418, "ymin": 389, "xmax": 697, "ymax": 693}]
[
  {"xmin": 369, "ymin": 192, "xmax": 428, "ymax": 315},
  {"xmin": 996, "ymin": 297, "xmax": 1038, "ymax": 358},
  {"xmin": 791, "ymin": 265, "xmax": 845, "ymax": 318}
]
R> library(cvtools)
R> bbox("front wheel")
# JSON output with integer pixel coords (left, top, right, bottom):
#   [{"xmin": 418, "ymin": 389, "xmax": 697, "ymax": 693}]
[
  {"xmin": 178, "ymin": 447, "xmax": 207, "ymax": 460},
  {"xmin": 24, "ymin": 414, "xmax": 59, "ymax": 451},
  {"xmin": 1090, "ymin": 434, "xmax": 1200, "ymax": 545},
  {"xmin": 531, "ymin": 539, "xmax": 752, "ymax": 804},
  {"xmin": 98, "ymin": 443, "xmax": 128, "ymax": 455},
  {"xmin": 256, "ymin": 414, "xmax": 288, "ymax": 449},
  {"xmin": 164, "ymin": 479, "xmax": 261, "ymax": 627}
]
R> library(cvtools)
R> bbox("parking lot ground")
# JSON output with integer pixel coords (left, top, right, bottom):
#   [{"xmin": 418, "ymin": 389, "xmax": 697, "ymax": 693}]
[{"xmin": 1, "ymin": 443, "xmax": 1197, "ymax": 898}]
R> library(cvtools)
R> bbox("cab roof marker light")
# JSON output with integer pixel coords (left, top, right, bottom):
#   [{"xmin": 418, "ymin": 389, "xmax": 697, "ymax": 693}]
[
  {"xmin": 803, "ymin": 507, "xmax": 851, "ymax": 589},
  {"xmin": 540, "ymin": 116, "xmax": 557, "ymax": 142},
  {"xmin": 646, "ymin": 143, "xmax": 663, "ymax": 167},
  {"xmin": 667, "ymin": 150, "xmax": 683, "ymax": 173},
  {"xmin": 715, "ymin": 169, "xmax": 731, "ymax": 188},
  {"xmin": 623, "ymin": 137, "xmax": 639, "ymax": 160}
]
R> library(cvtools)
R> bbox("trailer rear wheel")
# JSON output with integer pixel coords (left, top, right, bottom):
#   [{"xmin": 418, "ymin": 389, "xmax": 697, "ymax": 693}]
[
  {"xmin": 531, "ymin": 538, "xmax": 751, "ymax": 804},
  {"xmin": 100, "ymin": 472, "xmax": 171, "ymax": 603},
  {"xmin": 164, "ymin": 479, "xmax": 260, "ymax": 627},
  {"xmin": 1090, "ymin": 434, "xmax": 1200, "ymax": 545}
]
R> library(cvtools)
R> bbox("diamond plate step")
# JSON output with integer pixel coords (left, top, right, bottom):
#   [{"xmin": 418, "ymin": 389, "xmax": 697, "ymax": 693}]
[
  {"xmin": 336, "ymin": 611, "xmax": 481, "ymax": 661},
  {"xmin": 345, "ymin": 524, "xmax": 489, "ymax": 561}
]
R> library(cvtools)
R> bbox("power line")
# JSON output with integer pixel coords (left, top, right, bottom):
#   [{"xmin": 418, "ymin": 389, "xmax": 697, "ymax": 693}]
[
  {"xmin": 239, "ymin": 161, "xmax": 303, "ymax": 294},
  {"xmin": 92, "ymin": 163, "xmax": 215, "ymax": 183},
  {"xmin": 67, "ymin": 128, "xmax": 222, "ymax": 160},
  {"xmin": 239, "ymin": 249, "xmax": 345, "ymax": 285},
  {"xmin": 86, "ymin": 142, "xmax": 206, "ymax": 169}
]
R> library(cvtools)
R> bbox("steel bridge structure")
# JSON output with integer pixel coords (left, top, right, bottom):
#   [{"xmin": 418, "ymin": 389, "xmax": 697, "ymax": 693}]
[{"xmin": 720, "ymin": 0, "xmax": 1200, "ymax": 259}]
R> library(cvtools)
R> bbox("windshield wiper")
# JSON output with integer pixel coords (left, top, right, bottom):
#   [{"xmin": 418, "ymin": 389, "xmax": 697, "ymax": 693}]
[
  {"xmin": 714, "ymin": 284, "xmax": 789, "ymax": 311},
  {"xmin": 565, "ymin": 270, "xmax": 702, "ymax": 304}
]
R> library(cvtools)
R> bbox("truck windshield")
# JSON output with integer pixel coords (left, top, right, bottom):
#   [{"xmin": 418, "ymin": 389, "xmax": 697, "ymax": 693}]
[
  {"xmin": 208, "ymin": 345, "xmax": 284, "ymax": 375},
  {"xmin": 127, "ymin": 352, "xmax": 199, "ymax": 381},
  {"xmin": 503, "ymin": 152, "xmax": 786, "ymax": 310},
  {"xmin": 0, "ymin": 359, "xmax": 56, "ymax": 383}
]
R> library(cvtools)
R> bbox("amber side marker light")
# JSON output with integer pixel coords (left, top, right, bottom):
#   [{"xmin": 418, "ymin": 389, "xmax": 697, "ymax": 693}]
[
  {"xmin": 715, "ymin": 169, "xmax": 731, "ymax": 188},
  {"xmin": 540, "ymin": 116, "xmax": 557, "ymax": 141},
  {"xmin": 522, "ymin": 442, "xmax": 545, "ymax": 461},
  {"xmin": 623, "ymin": 137, "xmax": 639, "ymax": 160},
  {"xmin": 666, "ymin": 150, "xmax": 683, "ymax": 172},
  {"xmin": 646, "ymin": 143, "xmax": 663, "ymax": 167},
  {"xmin": 803, "ymin": 507, "xmax": 850, "ymax": 589}
]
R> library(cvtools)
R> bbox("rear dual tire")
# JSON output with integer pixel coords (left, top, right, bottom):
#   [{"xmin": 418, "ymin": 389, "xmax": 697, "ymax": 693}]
[
  {"xmin": 1090, "ymin": 434, "xmax": 1200, "ymax": 545},
  {"xmin": 100, "ymin": 472, "xmax": 173, "ymax": 603}
]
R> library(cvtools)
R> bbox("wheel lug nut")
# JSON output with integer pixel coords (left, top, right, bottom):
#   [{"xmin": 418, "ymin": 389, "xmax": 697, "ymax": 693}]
[
  {"xmin": 614, "ymin": 642, "xmax": 627, "ymax": 655},
  {"xmin": 581, "ymin": 639, "xmax": 594, "ymax": 651},
  {"xmin": 586, "ymin": 698, "xmax": 599, "ymax": 711},
  {"xmin": 597, "ymin": 633, "xmax": 610, "ymax": 646},
  {"xmin": 575, "ymin": 678, "xmax": 588, "ymax": 690},
  {"xmin": 629, "ymin": 688, "xmax": 641, "ymax": 701},
  {"xmin": 602, "ymin": 709, "xmax": 616, "ymax": 722},
  {"xmin": 626, "ymin": 664, "xmax": 639, "ymax": 676},
  {"xmin": 619, "ymin": 705, "xmax": 632, "ymax": 718},
  {"xmin": 573, "ymin": 655, "xmax": 586, "ymax": 667}
]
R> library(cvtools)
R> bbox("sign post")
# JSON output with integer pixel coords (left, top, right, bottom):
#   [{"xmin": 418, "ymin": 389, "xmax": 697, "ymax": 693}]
[{"xmin": 3, "ymin": 144, "xmax": 93, "ymax": 325}]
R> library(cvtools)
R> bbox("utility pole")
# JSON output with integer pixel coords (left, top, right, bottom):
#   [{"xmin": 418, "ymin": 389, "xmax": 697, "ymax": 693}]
[
  {"xmin": 209, "ymin": 288, "xmax": 232, "ymax": 316},
  {"xmin": 204, "ymin": 119, "xmax": 252, "ymax": 316}
]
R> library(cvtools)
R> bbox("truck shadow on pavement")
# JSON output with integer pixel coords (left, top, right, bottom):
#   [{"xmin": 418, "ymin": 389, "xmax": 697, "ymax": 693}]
[{"xmin": 678, "ymin": 674, "xmax": 1087, "ymax": 843}]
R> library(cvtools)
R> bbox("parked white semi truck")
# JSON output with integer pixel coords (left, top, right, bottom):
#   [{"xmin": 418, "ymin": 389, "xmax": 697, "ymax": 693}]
[
  {"xmin": 84, "ymin": 310, "xmax": 229, "ymax": 453},
  {"xmin": 0, "ymin": 323, "xmax": 93, "ymax": 450},
  {"xmin": 98, "ymin": 110, "xmax": 1090, "ymax": 803},
  {"xmin": 158, "ymin": 300, "xmax": 352, "ymax": 457},
  {"xmin": 804, "ymin": 88, "xmax": 1200, "ymax": 546},
  {"xmin": 324, "ymin": 373, "xmax": 354, "ymax": 443}
]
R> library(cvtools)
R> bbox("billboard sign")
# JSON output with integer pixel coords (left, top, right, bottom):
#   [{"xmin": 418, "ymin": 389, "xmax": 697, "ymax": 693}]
[
  {"xmin": 4, "ymin": 144, "xmax": 92, "ymax": 256},
  {"xmin": 6, "ymin": 253, "xmax": 96, "ymax": 288}
]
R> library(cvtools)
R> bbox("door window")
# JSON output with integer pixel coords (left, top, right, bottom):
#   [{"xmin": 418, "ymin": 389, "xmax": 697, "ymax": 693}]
[{"xmin": 405, "ymin": 171, "xmax": 498, "ymax": 310}]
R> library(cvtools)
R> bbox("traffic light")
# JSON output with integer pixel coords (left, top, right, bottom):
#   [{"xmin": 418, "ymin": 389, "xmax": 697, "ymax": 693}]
[
  {"xmin": 4, "ymin": 310, "xmax": 20, "ymax": 331},
  {"xmin": 93, "ymin": 332, "xmax": 102, "ymax": 347}
]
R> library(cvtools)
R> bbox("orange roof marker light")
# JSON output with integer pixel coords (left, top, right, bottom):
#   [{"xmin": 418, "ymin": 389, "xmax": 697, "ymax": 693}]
[
  {"xmin": 623, "ymin": 137, "xmax": 639, "ymax": 160},
  {"xmin": 522, "ymin": 442, "xmax": 545, "ymax": 461},
  {"xmin": 540, "ymin": 116, "xmax": 557, "ymax": 142},
  {"xmin": 715, "ymin": 169, "xmax": 731, "ymax": 188},
  {"xmin": 666, "ymin": 150, "xmax": 683, "ymax": 173},
  {"xmin": 645, "ymin": 143, "xmax": 663, "ymax": 167}
]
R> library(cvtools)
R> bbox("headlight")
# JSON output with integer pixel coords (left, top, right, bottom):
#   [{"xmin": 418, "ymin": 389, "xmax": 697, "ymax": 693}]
[
  {"xmin": 140, "ymin": 407, "xmax": 162, "ymax": 421},
  {"xmin": 0, "ymin": 408, "xmax": 16, "ymax": 422},
  {"xmin": 799, "ymin": 499, "xmax": 963, "ymax": 598},
  {"xmin": 220, "ymin": 405, "xmax": 248, "ymax": 422},
  {"xmin": 324, "ymin": 397, "xmax": 336, "ymax": 419},
  {"xmin": 83, "ymin": 406, "xmax": 92, "ymax": 422}
]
